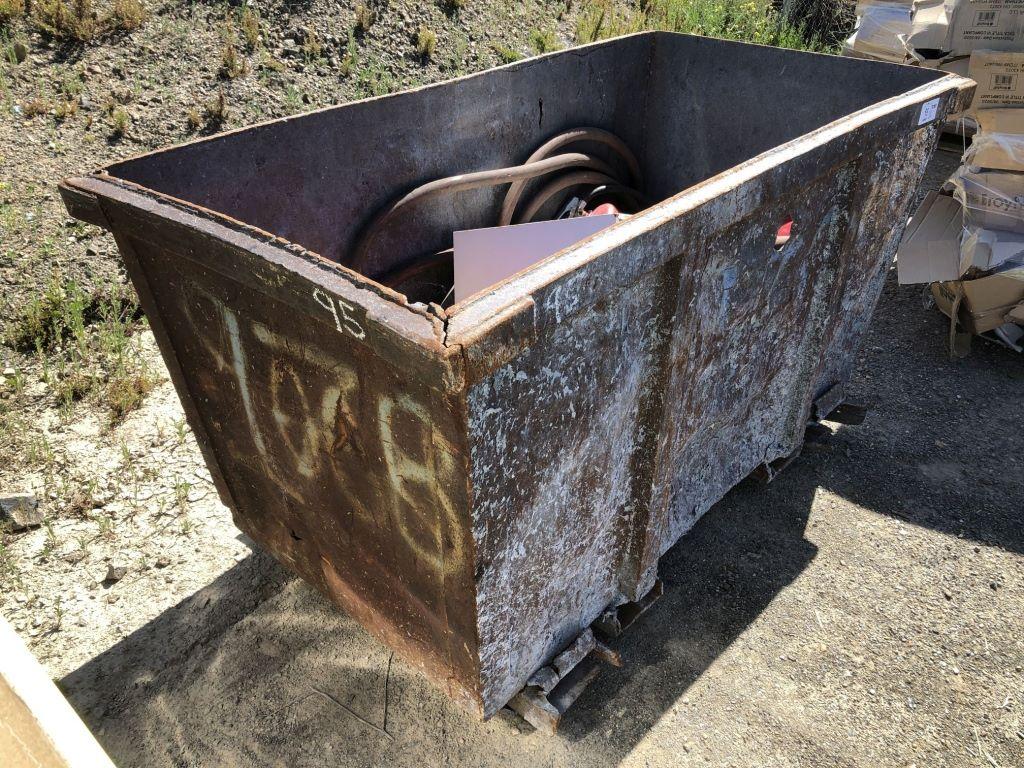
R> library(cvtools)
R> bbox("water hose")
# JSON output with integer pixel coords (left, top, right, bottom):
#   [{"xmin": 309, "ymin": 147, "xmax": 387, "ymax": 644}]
[{"xmin": 353, "ymin": 127, "xmax": 645, "ymax": 297}]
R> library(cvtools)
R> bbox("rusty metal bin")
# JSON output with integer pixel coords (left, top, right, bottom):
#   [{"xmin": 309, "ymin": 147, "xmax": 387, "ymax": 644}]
[{"xmin": 61, "ymin": 32, "xmax": 972, "ymax": 723}]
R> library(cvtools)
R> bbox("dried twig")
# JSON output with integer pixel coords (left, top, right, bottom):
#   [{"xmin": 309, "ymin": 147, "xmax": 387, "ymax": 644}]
[{"xmin": 310, "ymin": 686, "xmax": 394, "ymax": 740}]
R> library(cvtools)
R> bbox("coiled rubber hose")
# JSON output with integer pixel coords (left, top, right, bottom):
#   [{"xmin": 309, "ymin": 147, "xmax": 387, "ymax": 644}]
[{"xmin": 351, "ymin": 127, "xmax": 644, "ymax": 290}]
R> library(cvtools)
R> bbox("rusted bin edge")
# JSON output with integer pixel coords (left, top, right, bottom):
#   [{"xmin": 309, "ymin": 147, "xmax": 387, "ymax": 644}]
[{"xmin": 59, "ymin": 32, "xmax": 973, "ymax": 720}]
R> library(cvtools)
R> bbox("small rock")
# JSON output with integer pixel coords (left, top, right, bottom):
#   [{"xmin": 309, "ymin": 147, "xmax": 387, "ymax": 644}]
[
  {"xmin": 12, "ymin": 41, "xmax": 27, "ymax": 64},
  {"xmin": 1, "ymin": 495, "xmax": 43, "ymax": 531},
  {"xmin": 155, "ymin": 555, "xmax": 171, "ymax": 568},
  {"xmin": 2, "ymin": 367, "xmax": 14, "ymax": 376},
  {"xmin": 104, "ymin": 564, "xmax": 127, "ymax": 583}
]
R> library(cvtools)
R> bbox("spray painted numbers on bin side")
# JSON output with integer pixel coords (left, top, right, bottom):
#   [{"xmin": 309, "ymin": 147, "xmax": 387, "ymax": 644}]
[
  {"xmin": 313, "ymin": 287, "xmax": 366, "ymax": 340},
  {"xmin": 178, "ymin": 284, "xmax": 462, "ymax": 578}
]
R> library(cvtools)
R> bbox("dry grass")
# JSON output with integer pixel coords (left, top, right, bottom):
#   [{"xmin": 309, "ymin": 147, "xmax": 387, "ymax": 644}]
[
  {"xmin": 205, "ymin": 87, "xmax": 228, "ymax": 126},
  {"xmin": 301, "ymin": 29, "xmax": 322, "ymax": 61},
  {"xmin": 33, "ymin": 0, "xmax": 99, "ymax": 42},
  {"xmin": 105, "ymin": 370, "xmax": 156, "ymax": 421},
  {"xmin": 354, "ymin": 3, "xmax": 373, "ymax": 32},
  {"xmin": 31, "ymin": 0, "xmax": 148, "ymax": 40},
  {"xmin": 185, "ymin": 106, "xmax": 201, "ymax": 131},
  {"xmin": 110, "ymin": 0, "xmax": 145, "ymax": 32},
  {"xmin": 21, "ymin": 97, "xmax": 51, "ymax": 117},
  {"xmin": 0, "ymin": 0, "xmax": 25, "ymax": 27},
  {"xmin": 416, "ymin": 24, "xmax": 436, "ymax": 58},
  {"xmin": 220, "ymin": 34, "xmax": 246, "ymax": 79},
  {"xmin": 240, "ymin": 6, "xmax": 259, "ymax": 49},
  {"xmin": 54, "ymin": 97, "xmax": 78, "ymax": 119}
]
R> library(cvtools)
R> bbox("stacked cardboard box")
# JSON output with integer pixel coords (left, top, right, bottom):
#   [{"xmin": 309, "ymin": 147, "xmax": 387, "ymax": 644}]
[
  {"xmin": 843, "ymin": 1, "xmax": 914, "ymax": 62},
  {"xmin": 844, "ymin": 1, "xmax": 1024, "ymax": 130},
  {"xmin": 906, "ymin": 0, "xmax": 1024, "ymax": 58},
  {"xmin": 898, "ymin": 54, "xmax": 1024, "ymax": 354}
]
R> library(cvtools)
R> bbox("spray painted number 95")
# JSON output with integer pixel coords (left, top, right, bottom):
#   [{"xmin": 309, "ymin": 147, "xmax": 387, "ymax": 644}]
[{"xmin": 313, "ymin": 288, "xmax": 366, "ymax": 340}]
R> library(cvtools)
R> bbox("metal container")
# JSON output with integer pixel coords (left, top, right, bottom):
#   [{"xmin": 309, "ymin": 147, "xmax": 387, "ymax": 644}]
[{"xmin": 61, "ymin": 32, "xmax": 972, "ymax": 721}]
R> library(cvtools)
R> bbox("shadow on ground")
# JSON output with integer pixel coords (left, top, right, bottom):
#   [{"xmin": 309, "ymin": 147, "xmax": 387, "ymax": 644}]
[{"xmin": 60, "ymin": 466, "xmax": 819, "ymax": 767}]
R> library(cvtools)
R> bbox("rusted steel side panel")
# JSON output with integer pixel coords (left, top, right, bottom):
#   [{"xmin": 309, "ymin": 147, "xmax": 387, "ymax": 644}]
[
  {"xmin": 465, "ymin": 267, "xmax": 669, "ymax": 714},
  {"xmin": 464, "ymin": 126, "xmax": 943, "ymax": 718},
  {"xmin": 93, "ymin": 201, "xmax": 483, "ymax": 714},
  {"xmin": 635, "ymin": 162, "xmax": 860, "ymax": 577},
  {"xmin": 464, "ymin": 161, "xmax": 853, "ymax": 715},
  {"xmin": 810, "ymin": 125, "xmax": 941, "ymax": 400}
]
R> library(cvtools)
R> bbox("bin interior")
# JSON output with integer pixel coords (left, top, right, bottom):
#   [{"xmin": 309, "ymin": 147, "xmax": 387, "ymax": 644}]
[{"xmin": 102, "ymin": 33, "xmax": 945, "ymax": 305}]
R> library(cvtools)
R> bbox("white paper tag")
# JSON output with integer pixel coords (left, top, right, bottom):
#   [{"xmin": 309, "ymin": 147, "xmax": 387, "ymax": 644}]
[{"xmin": 918, "ymin": 98, "xmax": 940, "ymax": 126}]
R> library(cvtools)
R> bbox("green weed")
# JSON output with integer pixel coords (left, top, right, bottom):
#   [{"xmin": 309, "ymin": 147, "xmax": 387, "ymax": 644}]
[
  {"xmin": 530, "ymin": 26, "xmax": 560, "ymax": 54},
  {"xmin": 416, "ymin": 24, "xmax": 436, "ymax": 59},
  {"xmin": 110, "ymin": 105, "xmax": 129, "ymax": 136},
  {"xmin": 492, "ymin": 42, "xmax": 522, "ymax": 63},
  {"xmin": 574, "ymin": 0, "xmax": 829, "ymax": 52}
]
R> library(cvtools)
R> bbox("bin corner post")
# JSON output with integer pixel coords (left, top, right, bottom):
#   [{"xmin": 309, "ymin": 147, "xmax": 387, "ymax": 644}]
[
  {"xmin": 59, "ymin": 178, "xmax": 111, "ymax": 230},
  {"xmin": 62, "ymin": 183, "xmax": 244, "ymax": 523}
]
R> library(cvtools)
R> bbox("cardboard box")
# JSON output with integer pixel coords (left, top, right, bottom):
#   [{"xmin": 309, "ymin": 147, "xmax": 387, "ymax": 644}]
[
  {"xmin": 965, "ymin": 108, "xmax": 1024, "ymax": 170},
  {"xmin": 908, "ymin": 0, "xmax": 1024, "ymax": 57},
  {"xmin": 845, "ymin": 2, "xmax": 914, "ymax": 62},
  {"xmin": 968, "ymin": 50, "xmax": 1024, "ymax": 110},
  {"xmin": 932, "ymin": 266, "xmax": 1024, "ymax": 332},
  {"xmin": 897, "ymin": 191, "xmax": 969, "ymax": 282},
  {"xmin": 961, "ymin": 224, "xmax": 1024, "ymax": 268},
  {"xmin": 953, "ymin": 167, "xmax": 1024, "ymax": 232}
]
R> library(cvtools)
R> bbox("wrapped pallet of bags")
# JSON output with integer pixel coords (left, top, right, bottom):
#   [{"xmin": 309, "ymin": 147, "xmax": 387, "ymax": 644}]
[
  {"xmin": 906, "ymin": 0, "xmax": 1024, "ymax": 58},
  {"xmin": 900, "ymin": 104, "xmax": 1024, "ymax": 355},
  {"xmin": 843, "ymin": 0, "xmax": 914, "ymax": 62}
]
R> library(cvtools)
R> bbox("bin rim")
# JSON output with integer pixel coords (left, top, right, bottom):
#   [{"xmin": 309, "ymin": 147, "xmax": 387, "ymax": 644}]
[{"xmin": 60, "ymin": 34, "xmax": 973, "ymax": 386}]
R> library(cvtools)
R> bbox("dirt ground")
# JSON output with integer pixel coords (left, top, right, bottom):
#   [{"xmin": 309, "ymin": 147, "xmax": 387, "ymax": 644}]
[{"xmin": 1, "ymin": 4, "xmax": 1023, "ymax": 765}]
